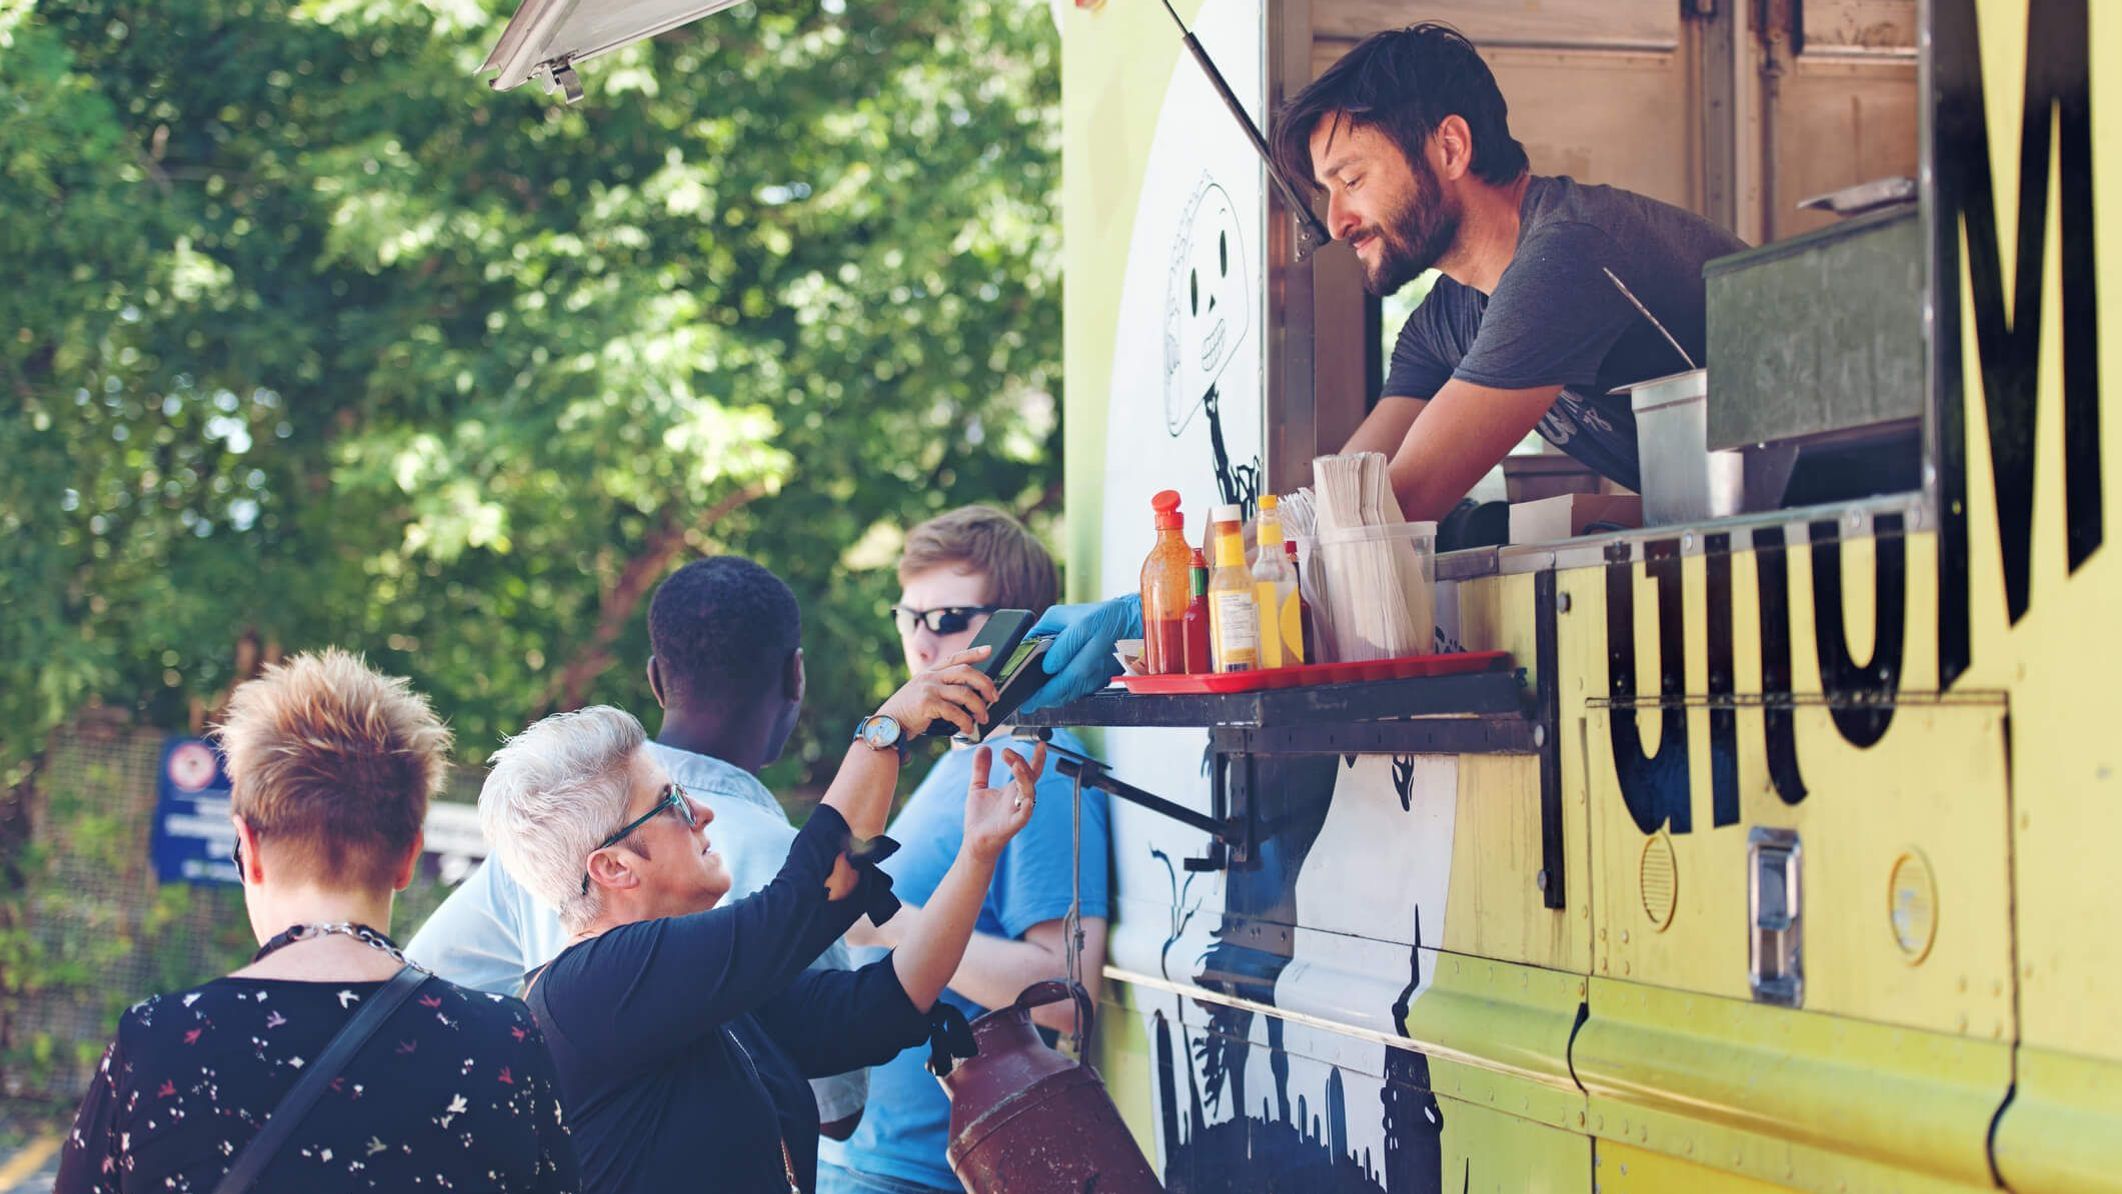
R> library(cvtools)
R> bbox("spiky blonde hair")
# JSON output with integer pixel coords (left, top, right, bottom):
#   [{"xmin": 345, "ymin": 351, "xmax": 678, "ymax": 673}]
[{"xmin": 215, "ymin": 648, "xmax": 451, "ymax": 888}]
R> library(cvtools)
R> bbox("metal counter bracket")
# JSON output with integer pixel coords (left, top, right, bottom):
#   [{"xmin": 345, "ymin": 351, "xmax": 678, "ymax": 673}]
[{"xmin": 1021, "ymin": 733, "xmax": 1248, "ymax": 873}]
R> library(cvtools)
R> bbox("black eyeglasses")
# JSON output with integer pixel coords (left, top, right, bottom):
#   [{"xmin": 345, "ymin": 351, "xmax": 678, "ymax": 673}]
[
  {"xmin": 581, "ymin": 783, "xmax": 697, "ymax": 895},
  {"xmin": 890, "ymin": 604, "xmax": 998, "ymax": 636}
]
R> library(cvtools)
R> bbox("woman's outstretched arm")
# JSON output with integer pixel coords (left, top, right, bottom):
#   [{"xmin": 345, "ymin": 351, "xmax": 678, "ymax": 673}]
[{"xmin": 890, "ymin": 744, "xmax": 1044, "ymax": 1011}]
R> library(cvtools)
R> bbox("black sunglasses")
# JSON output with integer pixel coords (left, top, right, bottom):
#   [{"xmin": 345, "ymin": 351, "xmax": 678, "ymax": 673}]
[
  {"xmin": 581, "ymin": 783, "xmax": 697, "ymax": 895},
  {"xmin": 890, "ymin": 604, "xmax": 999, "ymax": 636}
]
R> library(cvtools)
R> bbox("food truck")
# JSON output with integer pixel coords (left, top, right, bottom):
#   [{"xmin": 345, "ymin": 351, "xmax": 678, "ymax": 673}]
[{"xmin": 486, "ymin": 0, "xmax": 2114, "ymax": 1189}]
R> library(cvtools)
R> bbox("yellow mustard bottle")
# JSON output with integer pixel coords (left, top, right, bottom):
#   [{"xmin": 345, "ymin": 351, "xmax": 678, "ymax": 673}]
[
  {"xmin": 1252, "ymin": 495, "xmax": 1298, "ymax": 668},
  {"xmin": 1206, "ymin": 504, "xmax": 1259, "ymax": 673}
]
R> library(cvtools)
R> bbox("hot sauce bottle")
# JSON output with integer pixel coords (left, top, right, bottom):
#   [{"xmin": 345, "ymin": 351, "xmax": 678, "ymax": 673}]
[
  {"xmin": 1138, "ymin": 490, "xmax": 1193, "ymax": 675},
  {"xmin": 1182, "ymin": 548, "xmax": 1212, "ymax": 673},
  {"xmin": 1283, "ymin": 540, "xmax": 1315, "ymax": 664}
]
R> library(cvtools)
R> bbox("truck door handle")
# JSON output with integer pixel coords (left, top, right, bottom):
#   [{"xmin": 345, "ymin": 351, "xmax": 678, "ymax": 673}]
[{"xmin": 1749, "ymin": 827, "xmax": 1803, "ymax": 1007}]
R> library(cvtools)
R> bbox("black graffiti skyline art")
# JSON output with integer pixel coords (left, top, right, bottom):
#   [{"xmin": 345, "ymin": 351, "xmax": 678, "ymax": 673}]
[{"xmin": 1152, "ymin": 905, "xmax": 1449, "ymax": 1193}]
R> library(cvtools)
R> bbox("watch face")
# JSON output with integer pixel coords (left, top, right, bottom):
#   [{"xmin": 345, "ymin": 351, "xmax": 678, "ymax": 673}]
[{"xmin": 862, "ymin": 715, "xmax": 901, "ymax": 749}]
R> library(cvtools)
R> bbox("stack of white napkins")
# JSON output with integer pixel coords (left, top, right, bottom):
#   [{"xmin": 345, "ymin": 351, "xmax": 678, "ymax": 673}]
[{"xmin": 1306, "ymin": 453, "xmax": 1430, "ymax": 662}]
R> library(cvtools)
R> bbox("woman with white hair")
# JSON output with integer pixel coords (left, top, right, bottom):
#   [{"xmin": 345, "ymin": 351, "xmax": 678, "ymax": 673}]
[
  {"xmin": 56, "ymin": 650, "xmax": 578, "ymax": 1194},
  {"xmin": 480, "ymin": 647, "xmax": 1033, "ymax": 1194}
]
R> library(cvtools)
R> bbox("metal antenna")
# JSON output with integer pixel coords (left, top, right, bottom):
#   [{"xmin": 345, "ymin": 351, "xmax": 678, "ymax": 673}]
[
  {"xmin": 1602, "ymin": 267, "xmax": 1697, "ymax": 370},
  {"xmin": 1158, "ymin": 0, "xmax": 1332, "ymax": 260}
]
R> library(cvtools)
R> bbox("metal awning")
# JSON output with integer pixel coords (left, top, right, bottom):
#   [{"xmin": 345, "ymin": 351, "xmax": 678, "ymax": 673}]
[{"xmin": 481, "ymin": 0, "xmax": 747, "ymax": 101}]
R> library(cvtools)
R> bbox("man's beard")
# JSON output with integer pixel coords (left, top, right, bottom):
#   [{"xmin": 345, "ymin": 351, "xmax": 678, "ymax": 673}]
[{"xmin": 1359, "ymin": 154, "xmax": 1461, "ymax": 296}]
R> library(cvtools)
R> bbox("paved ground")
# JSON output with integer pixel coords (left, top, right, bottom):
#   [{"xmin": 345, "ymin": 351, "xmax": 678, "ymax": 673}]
[{"xmin": 0, "ymin": 1102, "xmax": 68, "ymax": 1193}]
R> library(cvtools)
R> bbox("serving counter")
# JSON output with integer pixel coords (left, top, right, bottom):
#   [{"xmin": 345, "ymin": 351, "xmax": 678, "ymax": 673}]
[{"xmin": 1014, "ymin": 592, "xmax": 1565, "ymax": 907}]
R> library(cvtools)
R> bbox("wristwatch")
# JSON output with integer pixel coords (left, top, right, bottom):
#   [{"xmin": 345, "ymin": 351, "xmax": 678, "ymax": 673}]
[{"xmin": 853, "ymin": 713, "xmax": 910, "ymax": 762}]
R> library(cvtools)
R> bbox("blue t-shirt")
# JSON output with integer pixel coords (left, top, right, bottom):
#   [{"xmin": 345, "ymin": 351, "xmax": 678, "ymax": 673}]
[{"xmin": 819, "ymin": 731, "xmax": 1111, "ymax": 1189}]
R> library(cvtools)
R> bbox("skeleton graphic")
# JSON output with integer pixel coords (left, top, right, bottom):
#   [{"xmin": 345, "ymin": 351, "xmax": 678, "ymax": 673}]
[{"xmin": 1164, "ymin": 175, "xmax": 1261, "ymax": 514}]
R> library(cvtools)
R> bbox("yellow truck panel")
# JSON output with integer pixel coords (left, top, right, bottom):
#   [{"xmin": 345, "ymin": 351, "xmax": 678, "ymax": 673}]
[
  {"xmin": 1574, "ymin": 978, "xmax": 2010, "ymax": 1194},
  {"xmin": 1948, "ymin": 0, "xmax": 2122, "ymax": 1069},
  {"xmin": 1991, "ymin": 1046, "xmax": 2122, "ymax": 1194},
  {"xmin": 1581, "ymin": 533, "xmax": 2016, "ymax": 1041}
]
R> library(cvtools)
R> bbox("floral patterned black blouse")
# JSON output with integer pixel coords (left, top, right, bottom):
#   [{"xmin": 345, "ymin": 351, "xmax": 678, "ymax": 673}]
[{"xmin": 55, "ymin": 972, "xmax": 579, "ymax": 1193}]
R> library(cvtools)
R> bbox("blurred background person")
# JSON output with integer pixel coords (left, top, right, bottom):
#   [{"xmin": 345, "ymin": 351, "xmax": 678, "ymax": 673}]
[
  {"xmin": 55, "ymin": 650, "xmax": 577, "ymax": 1194},
  {"xmin": 820, "ymin": 506, "xmax": 1112, "ymax": 1194},
  {"xmin": 410, "ymin": 555, "xmax": 870, "ymax": 1136},
  {"xmin": 480, "ymin": 652, "xmax": 1033, "ymax": 1194}
]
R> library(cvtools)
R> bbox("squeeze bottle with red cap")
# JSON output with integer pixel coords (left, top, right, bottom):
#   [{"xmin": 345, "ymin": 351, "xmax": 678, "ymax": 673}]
[{"xmin": 1138, "ymin": 490, "xmax": 1193, "ymax": 675}]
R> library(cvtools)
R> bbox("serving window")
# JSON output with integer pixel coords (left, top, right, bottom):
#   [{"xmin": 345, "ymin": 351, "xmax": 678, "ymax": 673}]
[{"xmin": 1294, "ymin": 0, "xmax": 1927, "ymax": 541}]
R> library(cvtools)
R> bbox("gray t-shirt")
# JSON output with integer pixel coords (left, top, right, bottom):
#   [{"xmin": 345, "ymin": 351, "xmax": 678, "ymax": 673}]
[{"xmin": 1382, "ymin": 175, "xmax": 1747, "ymax": 491}]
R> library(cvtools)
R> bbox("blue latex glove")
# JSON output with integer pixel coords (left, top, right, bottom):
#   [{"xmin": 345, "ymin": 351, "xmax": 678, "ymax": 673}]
[{"xmin": 1019, "ymin": 594, "xmax": 1143, "ymax": 713}]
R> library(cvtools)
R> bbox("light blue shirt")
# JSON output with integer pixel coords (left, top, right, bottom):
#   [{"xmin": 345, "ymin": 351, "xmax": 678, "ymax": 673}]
[
  {"xmin": 819, "ymin": 731, "xmax": 1110, "ymax": 1189},
  {"xmin": 406, "ymin": 739, "xmax": 867, "ymax": 1122}
]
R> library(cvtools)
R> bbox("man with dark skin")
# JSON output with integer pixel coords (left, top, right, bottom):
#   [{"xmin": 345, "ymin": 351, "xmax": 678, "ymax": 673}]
[
  {"xmin": 638, "ymin": 561, "xmax": 877, "ymax": 1141},
  {"xmin": 643, "ymin": 588, "xmax": 802, "ymax": 779},
  {"xmin": 1023, "ymin": 22, "xmax": 1745, "ymax": 710}
]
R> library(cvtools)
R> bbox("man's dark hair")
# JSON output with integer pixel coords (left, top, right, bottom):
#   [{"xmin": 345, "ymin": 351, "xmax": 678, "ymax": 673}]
[
  {"xmin": 1273, "ymin": 23, "xmax": 1528, "ymax": 194},
  {"xmin": 647, "ymin": 556, "xmax": 801, "ymax": 707}
]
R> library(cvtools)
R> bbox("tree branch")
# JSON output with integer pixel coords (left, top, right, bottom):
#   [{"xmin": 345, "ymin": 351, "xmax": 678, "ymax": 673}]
[{"xmin": 536, "ymin": 483, "xmax": 770, "ymax": 714}]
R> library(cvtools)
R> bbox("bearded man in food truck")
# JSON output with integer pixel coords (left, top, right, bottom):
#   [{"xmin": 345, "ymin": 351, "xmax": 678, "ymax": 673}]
[{"xmin": 1023, "ymin": 21, "xmax": 1747, "ymax": 711}]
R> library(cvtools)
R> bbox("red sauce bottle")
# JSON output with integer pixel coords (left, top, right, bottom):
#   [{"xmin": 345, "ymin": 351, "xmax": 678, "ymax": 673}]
[
  {"xmin": 1182, "ymin": 548, "xmax": 1212, "ymax": 674},
  {"xmin": 1139, "ymin": 491, "xmax": 1193, "ymax": 675},
  {"xmin": 1284, "ymin": 539, "xmax": 1316, "ymax": 664}
]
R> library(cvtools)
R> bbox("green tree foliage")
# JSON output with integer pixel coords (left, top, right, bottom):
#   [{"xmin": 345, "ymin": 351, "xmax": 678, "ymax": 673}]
[{"xmin": 0, "ymin": 0, "xmax": 1061, "ymax": 792}]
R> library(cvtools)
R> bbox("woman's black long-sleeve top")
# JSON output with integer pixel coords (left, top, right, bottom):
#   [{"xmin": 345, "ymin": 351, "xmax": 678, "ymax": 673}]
[{"xmin": 525, "ymin": 803, "xmax": 932, "ymax": 1194}]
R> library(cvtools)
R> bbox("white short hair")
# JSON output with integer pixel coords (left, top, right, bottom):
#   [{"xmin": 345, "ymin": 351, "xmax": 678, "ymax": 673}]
[{"xmin": 479, "ymin": 705, "xmax": 646, "ymax": 932}]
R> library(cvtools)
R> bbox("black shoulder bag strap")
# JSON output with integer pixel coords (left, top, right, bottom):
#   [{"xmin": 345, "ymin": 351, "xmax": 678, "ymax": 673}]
[{"xmin": 213, "ymin": 965, "xmax": 430, "ymax": 1194}]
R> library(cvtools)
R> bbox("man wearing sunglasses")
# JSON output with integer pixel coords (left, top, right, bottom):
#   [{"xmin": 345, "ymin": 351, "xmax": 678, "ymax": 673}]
[
  {"xmin": 410, "ymin": 555, "xmax": 878, "ymax": 1139},
  {"xmin": 890, "ymin": 602, "xmax": 999, "ymax": 639},
  {"xmin": 820, "ymin": 507, "xmax": 1113, "ymax": 1194}
]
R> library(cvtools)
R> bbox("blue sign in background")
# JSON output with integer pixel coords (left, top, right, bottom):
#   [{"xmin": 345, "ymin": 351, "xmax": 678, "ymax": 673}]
[{"xmin": 149, "ymin": 735, "xmax": 239, "ymax": 886}]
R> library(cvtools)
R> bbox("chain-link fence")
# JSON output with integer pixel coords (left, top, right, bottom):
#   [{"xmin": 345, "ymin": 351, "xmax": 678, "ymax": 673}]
[{"xmin": 3, "ymin": 714, "xmax": 476, "ymax": 1102}]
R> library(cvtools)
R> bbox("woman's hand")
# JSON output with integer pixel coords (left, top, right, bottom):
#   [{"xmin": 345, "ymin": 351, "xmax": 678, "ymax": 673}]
[
  {"xmin": 877, "ymin": 645, "xmax": 1000, "ymax": 741},
  {"xmin": 824, "ymin": 646, "xmax": 999, "ymax": 845},
  {"xmin": 890, "ymin": 742, "xmax": 1047, "ymax": 1012},
  {"xmin": 963, "ymin": 743, "xmax": 1045, "ymax": 863}
]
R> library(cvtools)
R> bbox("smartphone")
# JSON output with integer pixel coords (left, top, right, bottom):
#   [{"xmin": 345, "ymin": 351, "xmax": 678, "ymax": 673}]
[
  {"xmin": 964, "ymin": 609, "xmax": 1036, "ymax": 677},
  {"xmin": 918, "ymin": 609, "xmax": 1035, "ymax": 740},
  {"xmin": 952, "ymin": 635, "xmax": 1055, "ymax": 744}
]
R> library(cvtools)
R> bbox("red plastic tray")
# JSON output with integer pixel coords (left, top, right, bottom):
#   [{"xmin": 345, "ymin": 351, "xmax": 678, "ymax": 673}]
[{"xmin": 1114, "ymin": 649, "xmax": 1512, "ymax": 695}]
